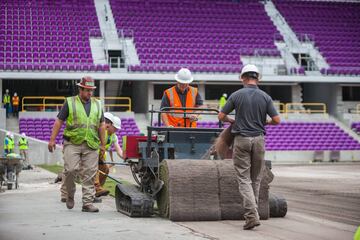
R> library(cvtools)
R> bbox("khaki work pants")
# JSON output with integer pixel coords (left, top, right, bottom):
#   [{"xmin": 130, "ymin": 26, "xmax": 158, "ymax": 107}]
[
  {"xmin": 233, "ymin": 135, "xmax": 265, "ymax": 221},
  {"xmin": 62, "ymin": 140, "xmax": 98, "ymax": 206}
]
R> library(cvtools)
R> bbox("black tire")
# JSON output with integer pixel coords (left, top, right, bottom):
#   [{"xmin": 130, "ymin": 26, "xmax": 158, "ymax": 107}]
[
  {"xmin": 7, "ymin": 183, "xmax": 13, "ymax": 190},
  {"xmin": 269, "ymin": 193, "xmax": 287, "ymax": 218}
]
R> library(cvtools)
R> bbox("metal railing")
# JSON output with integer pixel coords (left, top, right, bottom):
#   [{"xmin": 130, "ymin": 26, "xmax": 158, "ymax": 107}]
[
  {"xmin": 22, "ymin": 96, "xmax": 132, "ymax": 112},
  {"xmin": 285, "ymin": 103, "xmax": 327, "ymax": 116}
]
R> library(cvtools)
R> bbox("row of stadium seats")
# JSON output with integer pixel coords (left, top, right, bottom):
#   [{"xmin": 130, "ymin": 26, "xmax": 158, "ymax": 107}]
[
  {"xmin": 111, "ymin": 0, "xmax": 281, "ymax": 73},
  {"xmin": 0, "ymin": 0, "xmax": 105, "ymax": 72},
  {"xmin": 19, "ymin": 117, "xmax": 141, "ymax": 146},
  {"xmin": 154, "ymin": 121, "xmax": 360, "ymax": 151}
]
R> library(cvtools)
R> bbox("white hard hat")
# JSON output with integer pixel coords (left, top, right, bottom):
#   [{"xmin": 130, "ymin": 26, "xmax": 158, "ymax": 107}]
[
  {"xmin": 14, "ymin": 92, "xmax": 17, "ymax": 96},
  {"xmin": 240, "ymin": 64, "xmax": 260, "ymax": 79},
  {"xmin": 6, "ymin": 131, "xmax": 11, "ymax": 136},
  {"xmin": 175, "ymin": 68, "xmax": 194, "ymax": 84},
  {"xmin": 5, "ymin": 89, "xmax": 9, "ymax": 93},
  {"xmin": 22, "ymin": 133, "xmax": 26, "ymax": 137},
  {"xmin": 10, "ymin": 133, "xmax": 14, "ymax": 139},
  {"xmin": 112, "ymin": 116, "xmax": 121, "ymax": 130},
  {"xmin": 104, "ymin": 112, "xmax": 114, "ymax": 122},
  {"xmin": 223, "ymin": 93, "xmax": 227, "ymax": 98}
]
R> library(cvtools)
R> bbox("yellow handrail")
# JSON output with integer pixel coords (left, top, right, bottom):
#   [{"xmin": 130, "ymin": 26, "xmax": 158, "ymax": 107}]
[
  {"xmin": 274, "ymin": 102, "xmax": 285, "ymax": 114},
  {"xmin": 22, "ymin": 96, "xmax": 132, "ymax": 112},
  {"xmin": 285, "ymin": 103, "xmax": 327, "ymax": 116}
]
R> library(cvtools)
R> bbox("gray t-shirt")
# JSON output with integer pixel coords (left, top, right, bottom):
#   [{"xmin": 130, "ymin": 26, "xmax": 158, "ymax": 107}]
[
  {"xmin": 221, "ymin": 85, "xmax": 278, "ymax": 137},
  {"xmin": 57, "ymin": 97, "xmax": 104, "ymax": 122}
]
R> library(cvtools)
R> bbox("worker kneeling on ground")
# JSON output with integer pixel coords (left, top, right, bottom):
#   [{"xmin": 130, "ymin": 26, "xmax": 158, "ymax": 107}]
[
  {"xmin": 160, "ymin": 68, "xmax": 203, "ymax": 127},
  {"xmin": 218, "ymin": 64, "xmax": 280, "ymax": 230},
  {"xmin": 95, "ymin": 112, "xmax": 123, "ymax": 197}
]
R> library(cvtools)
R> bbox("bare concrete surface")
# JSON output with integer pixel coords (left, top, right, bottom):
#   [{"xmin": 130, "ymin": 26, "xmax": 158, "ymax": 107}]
[{"xmin": 0, "ymin": 163, "xmax": 359, "ymax": 240}]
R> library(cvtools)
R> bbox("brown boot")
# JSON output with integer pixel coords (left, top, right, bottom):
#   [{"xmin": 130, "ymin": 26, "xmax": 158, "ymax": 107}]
[
  {"xmin": 95, "ymin": 188, "xmax": 110, "ymax": 197},
  {"xmin": 66, "ymin": 197, "xmax": 75, "ymax": 209},
  {"xmin": 243, "ymin": 219, "xmax": 260, "ymax": 230},
  {"xmin": 60, "ymin": 198, "xmax": 66, "ymax": 203},
  {"xmin": 82, "ymin": 204, "xmax": 99, "ymax": 213}
]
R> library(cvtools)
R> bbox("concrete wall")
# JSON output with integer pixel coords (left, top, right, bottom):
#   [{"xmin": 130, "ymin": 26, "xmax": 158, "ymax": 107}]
[
  {"xmin": 302, "ymin": 82, "xmax": 338, "ymax": 116},
  {"xmin": 0, "ymin": 129, "xmax": 63, "ymax": 165},
  {"xmin": 266, "ymin": 150, "xmax": 360, "ymax": 163},
  {"xmin": 0, "ymin": 108, "xmax": 5, "ymax": 129}
]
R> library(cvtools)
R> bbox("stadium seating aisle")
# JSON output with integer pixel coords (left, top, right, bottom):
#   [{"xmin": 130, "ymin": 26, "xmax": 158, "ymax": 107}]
[
  {"xmin": 273, "ymin": 0, "xmax": 360, "ymax": 76},
  {"xmin": 0, "ymin": 0, "xmax": 110, "ymax": 72}
]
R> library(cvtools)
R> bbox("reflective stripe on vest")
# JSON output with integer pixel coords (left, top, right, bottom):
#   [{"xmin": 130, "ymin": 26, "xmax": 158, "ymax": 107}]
[
  {"xmin": 63, "ymin": 96, "xmax": 102, "ymax": 150},
  {"xmin": 19, "ymin": 138, "xmax": 28, "ymax": 150},
  {"xmin": 165, "ymin": 86, "xmax": 198, "ymax": 127}
]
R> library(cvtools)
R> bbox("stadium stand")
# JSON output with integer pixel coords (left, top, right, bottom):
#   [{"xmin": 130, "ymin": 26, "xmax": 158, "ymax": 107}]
[
  {"xmin": 0, "ymin": 0, "xmax": 109, "ymax": 72},
  {"xmin": 110, "ymin": 0, "xmax": 282, "ymax": 73},
  {"xmin": 273, "ymin": 0, "xmax": 360, "ymax": 76},
  {"xmin": 18, "ymin": 117, "xmax": 140, "ymax": 146}
]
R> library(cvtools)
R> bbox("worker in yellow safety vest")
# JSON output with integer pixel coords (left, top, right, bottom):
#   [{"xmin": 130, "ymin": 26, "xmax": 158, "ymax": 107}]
[
  {"xmin": 95, "ymin": 112, "xmax": 123, "ymax": 197},
  {"xmin": 48, "ymin": 76, "xmax": 106, "ymax": 213},
  {"xmin": 19, "ymin": 133, "xmax": 32, "ymax": 169},
  {"xmin": 3, "ymin": 89, "xmax": 11, "ymax": 118},
  {"xmin": 4, "ymin": 132, "xmax": 15, "ymax": 155}
]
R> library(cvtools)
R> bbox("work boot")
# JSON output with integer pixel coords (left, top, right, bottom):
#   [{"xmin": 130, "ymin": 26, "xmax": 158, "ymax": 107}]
[
  {"xmin": 60, "ymin": 198, "xmax": 66, "ymax": 203},
  {"xmin": 95, "ymin": 188, "xmax": 110, "ymax": 197},
  {"xmin": 243, "ymin": 219, "xmax": 260, "ymax": 230},
  {"xmin": 66, "ymin": 197, "xmax": 75, "ymax": 209},
  {"xmin": 82, "ymin": 204, "xmax": 99, "ymax": 213},
  {"xmin": 93, "ymin": 197, "xmax": 102, "ymax": 203}
]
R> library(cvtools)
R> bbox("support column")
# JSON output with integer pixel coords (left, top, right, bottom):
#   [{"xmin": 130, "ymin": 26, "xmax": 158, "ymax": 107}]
[
  {"xmin": 99, "ymin": 80, "xmax": 105, "ymax": 110},
  {"xmin": 197, "ymin": 81, "xmax": 205, "ymax": 102}
]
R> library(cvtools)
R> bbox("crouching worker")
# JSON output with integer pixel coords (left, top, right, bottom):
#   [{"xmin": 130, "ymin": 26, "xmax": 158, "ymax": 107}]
[{"xmin": 95, "ymin": 112, "xmax": 123, "ymax": 197}]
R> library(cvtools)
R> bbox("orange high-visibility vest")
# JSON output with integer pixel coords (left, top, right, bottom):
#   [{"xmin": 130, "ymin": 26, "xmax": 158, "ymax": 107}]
[
  {"xmin": 164, "ymin": 86, "xmax": 198, "ymax": 128},
  {"xmin": 12, "ymin": 96, "xmax": 19, "ymax": 106}
]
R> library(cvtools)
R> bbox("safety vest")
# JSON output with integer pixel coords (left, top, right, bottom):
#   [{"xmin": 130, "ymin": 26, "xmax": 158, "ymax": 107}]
[
  {"xmin": 105, "ymin": 131, "xmax": 116, "ymax": 151},
  {"xmin": 19, "ymin": 138, "xmax": 28, "ymax": 150},
  {"xmin": 4, "ymin": 137, "xmax": 15, "ymax": 152},
  {"xmin": 3, "ymin": 94, "xmax": 10, "ymax": 104},
  {"xmin": 12, "ymin": 96, "xmax": 19, "ymax": 106},
  {"xmin": 164, "ymin": 86, "xmax": 198, "ymax": 127},
  {"xmin": 63, "ymin": 95, "xmax": 102, "ymax": 150},
  {"xmin": 219, "ymin": 96, "xmax": 227, "ymax": 109}
]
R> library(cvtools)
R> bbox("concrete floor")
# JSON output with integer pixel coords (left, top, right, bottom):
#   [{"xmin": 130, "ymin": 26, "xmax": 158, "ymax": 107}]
[{"xmin": 0, "ymin": 163, "xmax": 359, "ymax": 240}]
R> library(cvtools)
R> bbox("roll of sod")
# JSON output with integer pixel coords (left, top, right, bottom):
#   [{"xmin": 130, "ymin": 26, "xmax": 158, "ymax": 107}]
[{"xmin": 158, "ymin": 159, "xmax": 273, "ymax": 221}]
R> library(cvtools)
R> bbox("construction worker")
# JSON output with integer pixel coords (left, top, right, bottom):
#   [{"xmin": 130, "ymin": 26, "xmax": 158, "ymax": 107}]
[
  {"xmin": 19, "ymin": 133, "xmax": 32, "ymax": 170},
  {"xmin": 4, "ymin": 132, "xmax": 15, "ymax": 156},
  {"xmin": 12, "ymin": 92, "xmax": 19, "ymax": 117},
  {"xmin": 95, "ymin": 112, "xmax": 123, "ymax": 197},
  {"xmin": 3, "ymin": 89, "xmax": 11, "ymax": 118},
  {"xmin": 219, "ymin": 93, "xmax": 227, "ymax": 110},
  {"xmin": 160, "ymin": 68, "xmax": 203, "ymax": 127},
  {"xmin": 48, "ymin": 76, "xmax": 106, "ymax": 213},
  {"xmin": 218, "ymin": 64, "xmax": 280, "ymax": 230}
]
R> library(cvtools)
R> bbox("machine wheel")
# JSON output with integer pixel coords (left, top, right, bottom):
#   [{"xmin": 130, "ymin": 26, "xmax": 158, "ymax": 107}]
[{"xmin": 7, "ymin": 183, "xmax": 13, "ymax": 190}]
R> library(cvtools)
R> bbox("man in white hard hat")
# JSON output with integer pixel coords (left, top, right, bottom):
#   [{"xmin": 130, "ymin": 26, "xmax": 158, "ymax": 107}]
[
  {"xmin": 95, "ymin": 112, "xmax": 123, "ymax": 197},
  {"xmin": 160, "ymin": 68, "xmax": 203, "ymax": 127},
  {"xmin": 19, "ymin": 133, "xmax": 32, "ymax": 170},
  {"xmin": 4, "ymin": 131, "xmax": 14, "ymax": 156},
  {"xmin": 218, "ymin": 64, "xmax": 280, "ymax": 230}
]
